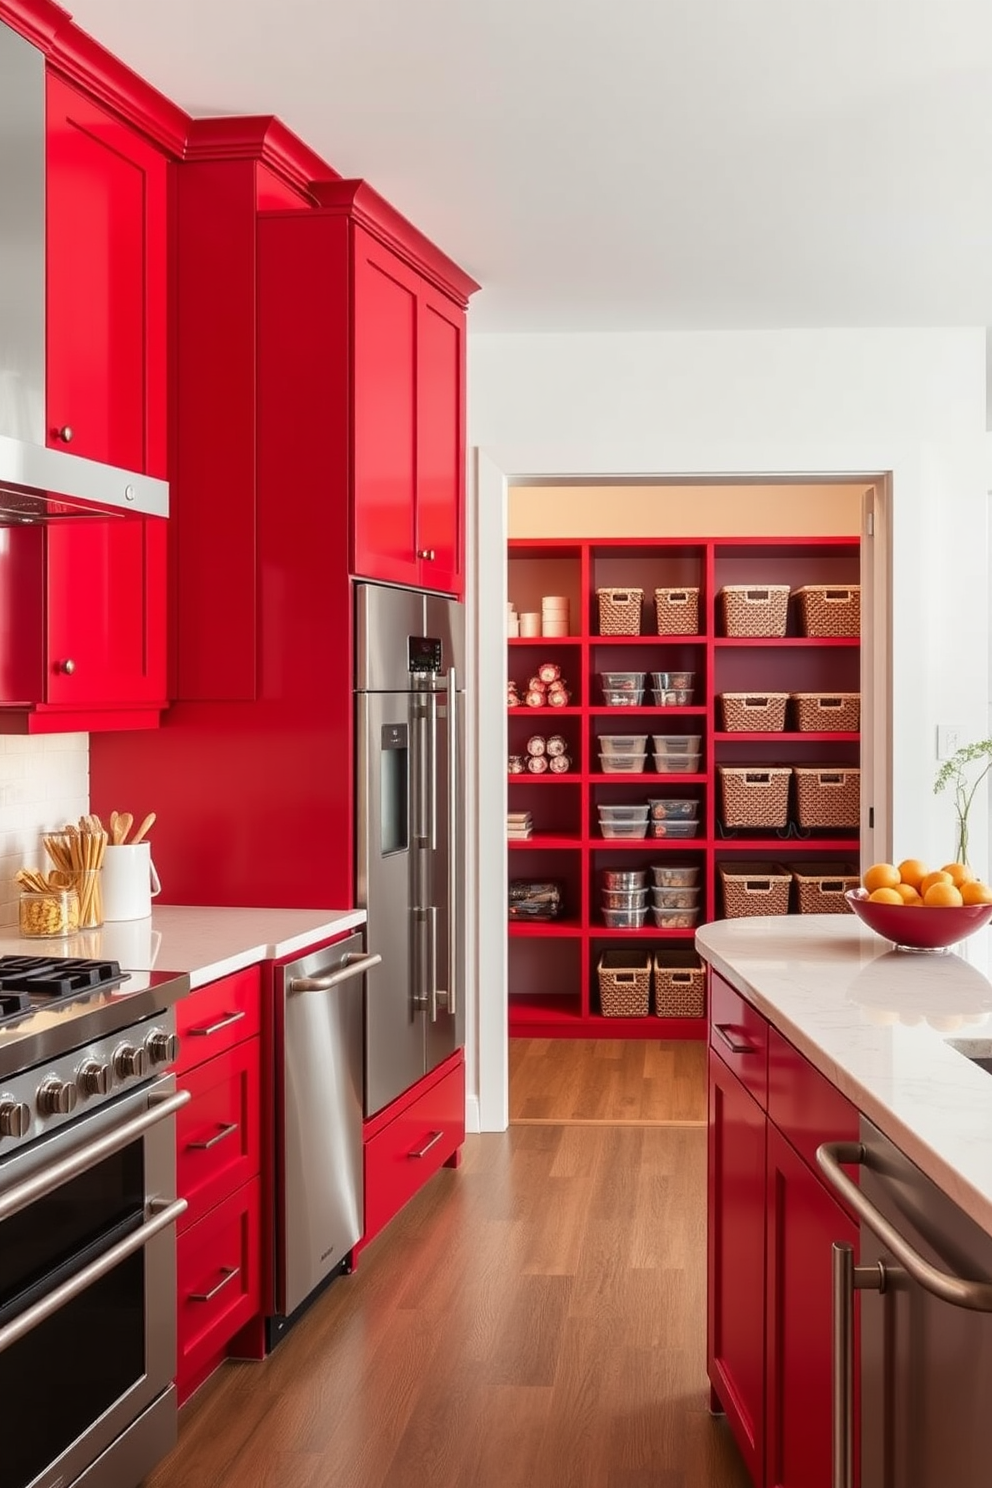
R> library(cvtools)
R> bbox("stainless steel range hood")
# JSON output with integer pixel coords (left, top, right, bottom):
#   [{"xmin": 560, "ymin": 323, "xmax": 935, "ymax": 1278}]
[{"xmin": 0, "ymin": 22, "xmax": 168, "ymax": 523}]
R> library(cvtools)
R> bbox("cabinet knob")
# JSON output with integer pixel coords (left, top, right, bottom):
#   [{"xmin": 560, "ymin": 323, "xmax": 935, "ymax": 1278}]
[
  {"xmin": 417, "ymin": 549, "xmax": 436, "ymax": 561},
  {"xmin": 55, "ymin": 425, "xmax": 74, "ymax": 444},
  {"xmin": 57, "ymin": 659, "xmax": 76, "ymax": 675}
]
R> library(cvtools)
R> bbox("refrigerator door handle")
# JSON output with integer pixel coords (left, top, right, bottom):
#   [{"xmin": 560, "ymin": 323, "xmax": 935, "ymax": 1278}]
[
  {"xmin": 427, "ymin": 905, "xmax": 439, "ymax": 1020},
  {"xmin": 439, "ymin": 666, "xmax": 458, "ymax": 1019},
  {"xmin": 413, "ymin": 696, "xmax": 430, "ymax": 850},
  {"xmin": 412, "ymin": 908, "xmax": 429, "ymax": 1011}
]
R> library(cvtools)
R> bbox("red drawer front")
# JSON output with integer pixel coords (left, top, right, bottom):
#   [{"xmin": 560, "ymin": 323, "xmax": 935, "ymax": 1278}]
[
  {"xmin": 176, "ymin": 965, "xmax": 261, "ymax": 1076},
  {"xmin": 364, "ymin": 1061, "xmax": 465, "ymax": 1246},
  {"xmin": 709, "ymin": 971, "xmax": 769, "ymax": 1109},
  {"xmin": 176, "ymin": 1039, "xmax": 261, "ymax": 1232},
  {"xmin": 177, "ymin": 1176, "xmax": 261, "ymax": 1404},
  {"xmin": 767, "ymin": 1025, "xmax": 859, "ymax": 1177}
]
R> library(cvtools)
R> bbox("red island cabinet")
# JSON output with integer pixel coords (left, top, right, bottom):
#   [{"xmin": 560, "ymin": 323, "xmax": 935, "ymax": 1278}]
[
  {"xmin": 707, "ymin": 971, "xmax": 860, "ymax": 1488},
  {"xmin": 0, "ymin": 71, "xmax": 169, "ymax": 732}
]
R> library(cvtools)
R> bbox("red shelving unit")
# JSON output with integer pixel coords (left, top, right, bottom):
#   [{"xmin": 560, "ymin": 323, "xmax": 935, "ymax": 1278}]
[{"xmin": 506, "ymin": 536, "xmax": 862, "ymax": 1039}]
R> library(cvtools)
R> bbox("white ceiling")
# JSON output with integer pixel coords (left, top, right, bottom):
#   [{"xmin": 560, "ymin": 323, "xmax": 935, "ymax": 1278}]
[{"xmin": 67, "ymin": 0, "xmax": 992, "ymax": 333}]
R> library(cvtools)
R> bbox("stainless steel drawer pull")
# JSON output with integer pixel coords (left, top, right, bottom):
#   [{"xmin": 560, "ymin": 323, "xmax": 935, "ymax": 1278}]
[
  {"xmin": 0, "ymin": 1197, "xmax": 187, "ymax": 1357},
  {"xmin": 187, "ymin": 1121, "xmax": 239, "ymax": 1152},
  {"xmin": 409, "ymin": 1130, "xmax": 444, "ymax": 1159},
  {"xmin": 289, "ymin": 951, "xmax": 382, "ymax": 994},
  {"xmin": 188, "ymin": 1010, "xmax": 246, "ymax": 1037},
  {"xmin": 713, "ymin": 1023, "xmax": 756, "ymax": 1056},
  {"xmin": 190, "ymin": 1266, "xmax": 239, "ymax": 1304}
]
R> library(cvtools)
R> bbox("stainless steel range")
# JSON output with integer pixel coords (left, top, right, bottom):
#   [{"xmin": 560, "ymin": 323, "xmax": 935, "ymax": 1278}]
[{"xmin": 0, "ymin": 953, "xmax": 191, "ymax": 1488}]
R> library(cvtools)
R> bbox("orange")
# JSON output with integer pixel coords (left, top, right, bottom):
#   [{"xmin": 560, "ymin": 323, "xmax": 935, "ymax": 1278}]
[
  {"xmin": 894, "ymin": 883, "xmax": 923, "ymax": 904},
  {"xmin": 868, "ymin": 887, "xmax": 904, "ymax": 904},
  {"xmin": 919, "ymin": 870, "xmax": 954, "ymax": 896},
  {"xmin": 863, "ymin": 863, "xmax": 900, "ymax": 893},
  {"xmin": 961, "ymin": 880, "xmax": 992, "ymax": 905},
  {"xmin": 923, "ymin": 882, "xmax": 964, "ymax": 907},
  {"xmin": 941, "ymin": 862, "xmax": 975, "ymax": 888},
  {"xmin": 896, "ymin": 858, "xmax": 928, "ymax": 890}
]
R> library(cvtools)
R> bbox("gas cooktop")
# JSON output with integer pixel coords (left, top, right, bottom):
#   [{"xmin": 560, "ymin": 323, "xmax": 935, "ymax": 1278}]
[
  {"xmin": 0, "ymin": 952, "xmax": 190, "ymax": 1081},
  {"xmin": 0, "ymin": 955, "xmax": 127, "ymax": 1021}
]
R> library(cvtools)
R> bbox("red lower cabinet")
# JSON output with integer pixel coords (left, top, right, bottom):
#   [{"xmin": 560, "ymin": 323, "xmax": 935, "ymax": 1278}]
[
  {"xmin": 362, "ymin": 1053, "xmax": 465, "ymax": 1250},
  {"xmin": 765, "ymin": 1124, "xmax": 858, "ymax": 1488},
  {"xmin": 708, "ymin": 1046, "xmax": 767, "ymax": 1487},
  {"xmin": 177, "ymin": 1178, "xmax": 261, "ymax": 1403},
  {"xmin": 175, "ymin": 968, "xmax": 263, "ymax": 1403},
  {"xmin": 707, "ymin": 983, "xmax": 860, "ymax": 1488}
]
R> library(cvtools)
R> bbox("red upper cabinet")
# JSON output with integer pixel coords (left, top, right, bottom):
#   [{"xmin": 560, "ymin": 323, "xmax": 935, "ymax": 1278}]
[
  {"xmin": 351, "ymin": 225, "xmax": 468, "ymax": 595},
  {"xmin": 46, "ymin": 72, "xmax": 167, "ymax": 476}
]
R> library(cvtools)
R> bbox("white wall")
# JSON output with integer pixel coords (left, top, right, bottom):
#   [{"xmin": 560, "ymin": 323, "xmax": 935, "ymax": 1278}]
[
  {"xmin": 0, "ymin": 735, "xmax": 90, "ymax": 926},
  {"xmin": 466, "ymin": 327, "xmax": 990, "ymax": 1130}
]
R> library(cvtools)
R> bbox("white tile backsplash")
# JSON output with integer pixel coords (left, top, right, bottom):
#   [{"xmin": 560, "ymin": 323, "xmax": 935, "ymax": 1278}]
[{"xmin": 0, "ymin": 735, "xmax": 89, "ymax": 924}]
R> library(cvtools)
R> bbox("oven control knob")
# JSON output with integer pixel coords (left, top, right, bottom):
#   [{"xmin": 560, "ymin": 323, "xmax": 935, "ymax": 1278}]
[
  {"xmin": 144, "ymin": 1030, "xmax": 179, "ymax": 1066},
  {"xmin": 77, "ymin": 1061, "xmax": 113, "ymax": 1097},
  {"xmin": 37, "ymin": 1078, "xmax": 78, "ymax": 1116},
  {"xmin": 0, "ymin": 1098, "xmax": 31, "ymax": 1138},
  {"xmin": 113, "ymin": 1044, "xmax": 149, "ymax": 1081}
]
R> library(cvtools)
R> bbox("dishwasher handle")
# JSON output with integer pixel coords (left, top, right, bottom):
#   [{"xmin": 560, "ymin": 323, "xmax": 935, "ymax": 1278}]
[
  {"xmin": 817, "ymin": 1140, "xmax": 992, "ymax": 1310},
  {"xmin": 288, "ymin": 952, "xmax": 382, "ymax": 994},
  {"xmin": 830, "ymin": 1241, "xmax": 885, "ymax": 1488}
]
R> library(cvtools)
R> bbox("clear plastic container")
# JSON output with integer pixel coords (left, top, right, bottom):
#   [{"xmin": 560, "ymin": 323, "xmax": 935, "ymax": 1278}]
[
  {"xmin": 652, "ymin": 688, "xmax": 694, "ymax": 706},
  {"xmin": 601, "ymin": 888, "xmax": 649, "ymax": 910},
  {"xmin": 602, "ymin": 868, "xmax": 648, "ymax": 890},
  {"xmin": 597, "ymin": 804, "xmax": 650, "ymax": 823},
  {"xmin": 600, "ymin": 672, "xmax": 646, "ymax": 692},
  {"xmin": 651, "ymin": 886, "xmax": 702, "ymax": 910},
  {"xmin": 650, "ymin": 820, "xmax": 701, "ymax": 838},
  {"xmin": 652, "ymin": 734, "xmax": 702, "ymax": 753},
  {"xmin": 647, "ymin": 798, "xmax": 699, "ymax": 820},
  {"xmin": 650, "ymin": 906, "xmax": 700, "ymax": 929},
  {"xmin": 651, "ymin": 671, "xmax": 696, "ymax": 691},
  {"xmin": 599, "ymin": 820, "xmax": 650, "ymax": 839},
  {"xmin": 652, "ymin": 754, "xmax": 702, "ymax": 774},
  {"xmin": 603, "ymin": 905, "xmax": 649, "ymax": 929},
  {"xmin": 650, "ymin": 863, "xmax": 701, "ymax": 888},
  {"xmin": 599, "ymin": 753, "xmax": 648, "ymax": 774},
  {"xmin": 599, "ymin": 734, "xmax": 649, "ymax": 755},
  {"xmin": 602, "ymin": 688, "xmax": 646, "ymax": 707}
]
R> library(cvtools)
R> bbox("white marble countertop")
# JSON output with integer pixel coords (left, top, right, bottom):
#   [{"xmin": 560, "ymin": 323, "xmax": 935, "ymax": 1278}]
[
  {"xmin": 696, "ymin": 915, "xmax": 992, "ymax": 1236},
  {"xmin": 0, "ymin": 905, "xmax": 367, "ymax": 988}
]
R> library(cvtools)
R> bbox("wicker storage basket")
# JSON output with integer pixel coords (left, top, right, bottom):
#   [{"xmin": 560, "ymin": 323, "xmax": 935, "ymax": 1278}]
[
  {"xmin": 790, "ymin": 861, "xmax": 860, "ymax": 914},
  {"xmin": 792, "ymin": 766, "xmax": 860, "ymax": 829},
  {"xmin": 719, "ymin": 584, "xmax": 790, "ymax": 638},
  {"xmin": 597, "ymin": 950, "xmax": 651, "ymax": 1017},
  {"xmin": 653, "ymin": 951, "xmax": 706, "ymax": 1018},
  {"xmin": 654, "ymin": 586, "xmax": 700, "ymax": 635},
  {"xmin": 597, "ymin": 588, "xmax": 643, "ymax": 635},
  {"xmin": 719, "ymin": 861, "xmax": 792, "ymax": 918},
  {"xmin": 791, "ymin": 693, "xmax": 861, "ymax": 732},
  {"xmin": 719, "ymin": 693, "xmax": 789, "ymax": 732},
  {"xmin": 794, "ymin": 584, "xmax": 860, "ymax": 638},
  {"xmin": 718, "ymin": 766, "xmax": 791, "ymax": 828}
]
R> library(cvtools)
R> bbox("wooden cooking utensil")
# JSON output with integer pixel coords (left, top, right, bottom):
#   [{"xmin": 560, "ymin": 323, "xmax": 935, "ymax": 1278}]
[
  {"xmin": 130, "ymin": 812, "xmax": 156, "ymax": 845},
  {"xmin": 115, "ymin": 812, "xmax": 133, "ymax": 845}
]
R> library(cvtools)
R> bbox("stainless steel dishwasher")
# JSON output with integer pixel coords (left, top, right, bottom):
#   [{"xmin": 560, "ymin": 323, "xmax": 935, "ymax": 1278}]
[
  {"xmin": 267, "ymin": 933, "xmax": 380, "ymax": 1347},
  {"xmin": 818, "ymin": 1115, "xmax": 992, "ymax": 1488}
]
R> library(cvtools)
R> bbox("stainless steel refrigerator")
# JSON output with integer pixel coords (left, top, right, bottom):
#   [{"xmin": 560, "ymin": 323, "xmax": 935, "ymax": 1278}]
[{"xmin": 355, "ymin": 582, "xmax": 465, "ymax": 1117}]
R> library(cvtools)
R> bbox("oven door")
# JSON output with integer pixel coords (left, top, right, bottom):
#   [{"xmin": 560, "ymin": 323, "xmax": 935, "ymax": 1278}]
[{"xmin": 0, "ymin": 1073, "xmax": 187, "ymax": 1488}]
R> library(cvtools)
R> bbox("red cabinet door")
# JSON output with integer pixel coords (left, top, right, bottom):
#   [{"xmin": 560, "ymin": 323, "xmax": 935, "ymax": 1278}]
[
  {"xmin": 46, "ymin": 73, "xmax": 167, "ymax": 477},
  {"xmin": 765, "ymin": 1122, "xmax": 859, "ymax": 1488},
  {"xmin": 416, "ymin": 286, "xmax": 464, "ymax": 595},
  {"xmin": 708, "ymin": 1045, "xmax": 766, "ymax": 1488},
  {"xmin": 352, "ymin": 227, "xmax": 419, "ymax": 587}
]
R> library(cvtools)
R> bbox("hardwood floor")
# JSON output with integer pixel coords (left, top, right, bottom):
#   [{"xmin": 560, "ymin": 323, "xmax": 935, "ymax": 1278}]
[
  {"xmin": 509, "ymin": 1037, "xmax": 707, "ymax": 1125},
  {"xmin": 146, "ymin": 1123, "xmax": 747, "ymax": 1488}
]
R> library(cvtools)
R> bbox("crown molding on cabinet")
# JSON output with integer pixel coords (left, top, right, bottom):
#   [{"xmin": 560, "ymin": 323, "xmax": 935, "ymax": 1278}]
[{"xmin": 185, "ymin": 115, "xmax": 338, "ymax": 203}]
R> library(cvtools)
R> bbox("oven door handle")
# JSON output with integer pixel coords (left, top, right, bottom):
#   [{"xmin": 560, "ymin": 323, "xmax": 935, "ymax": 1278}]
[
  {"xmin": 0, "ymin": 1197, "xmax": 187, "ymax": 1358},
  {"xmin": 0, "ymin": 1088, "xmax": 191, "ymax": 1224}
]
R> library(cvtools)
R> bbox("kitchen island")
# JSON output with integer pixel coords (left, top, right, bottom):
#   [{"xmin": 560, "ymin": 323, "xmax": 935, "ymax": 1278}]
[{"xmin": 697, "ymin": 914, "xmax": 992, "ymax": 1488}]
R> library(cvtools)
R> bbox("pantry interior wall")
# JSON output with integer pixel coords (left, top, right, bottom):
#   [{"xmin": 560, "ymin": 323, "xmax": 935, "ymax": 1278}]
[{"xmin": 467, "ymin": 326, "xmax": 990, "ymax": 1132}]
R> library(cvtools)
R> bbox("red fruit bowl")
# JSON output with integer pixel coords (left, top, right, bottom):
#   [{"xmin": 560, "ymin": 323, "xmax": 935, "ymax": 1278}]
[{"xmin": 846, "ymin": 888, "xmax": 992, "ymax": 952}]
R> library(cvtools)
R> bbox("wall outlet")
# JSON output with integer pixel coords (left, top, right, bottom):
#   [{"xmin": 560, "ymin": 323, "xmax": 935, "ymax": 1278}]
[{"xmin": 937, "ymin": 725, "xmax": 963, "ymax": 760}]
